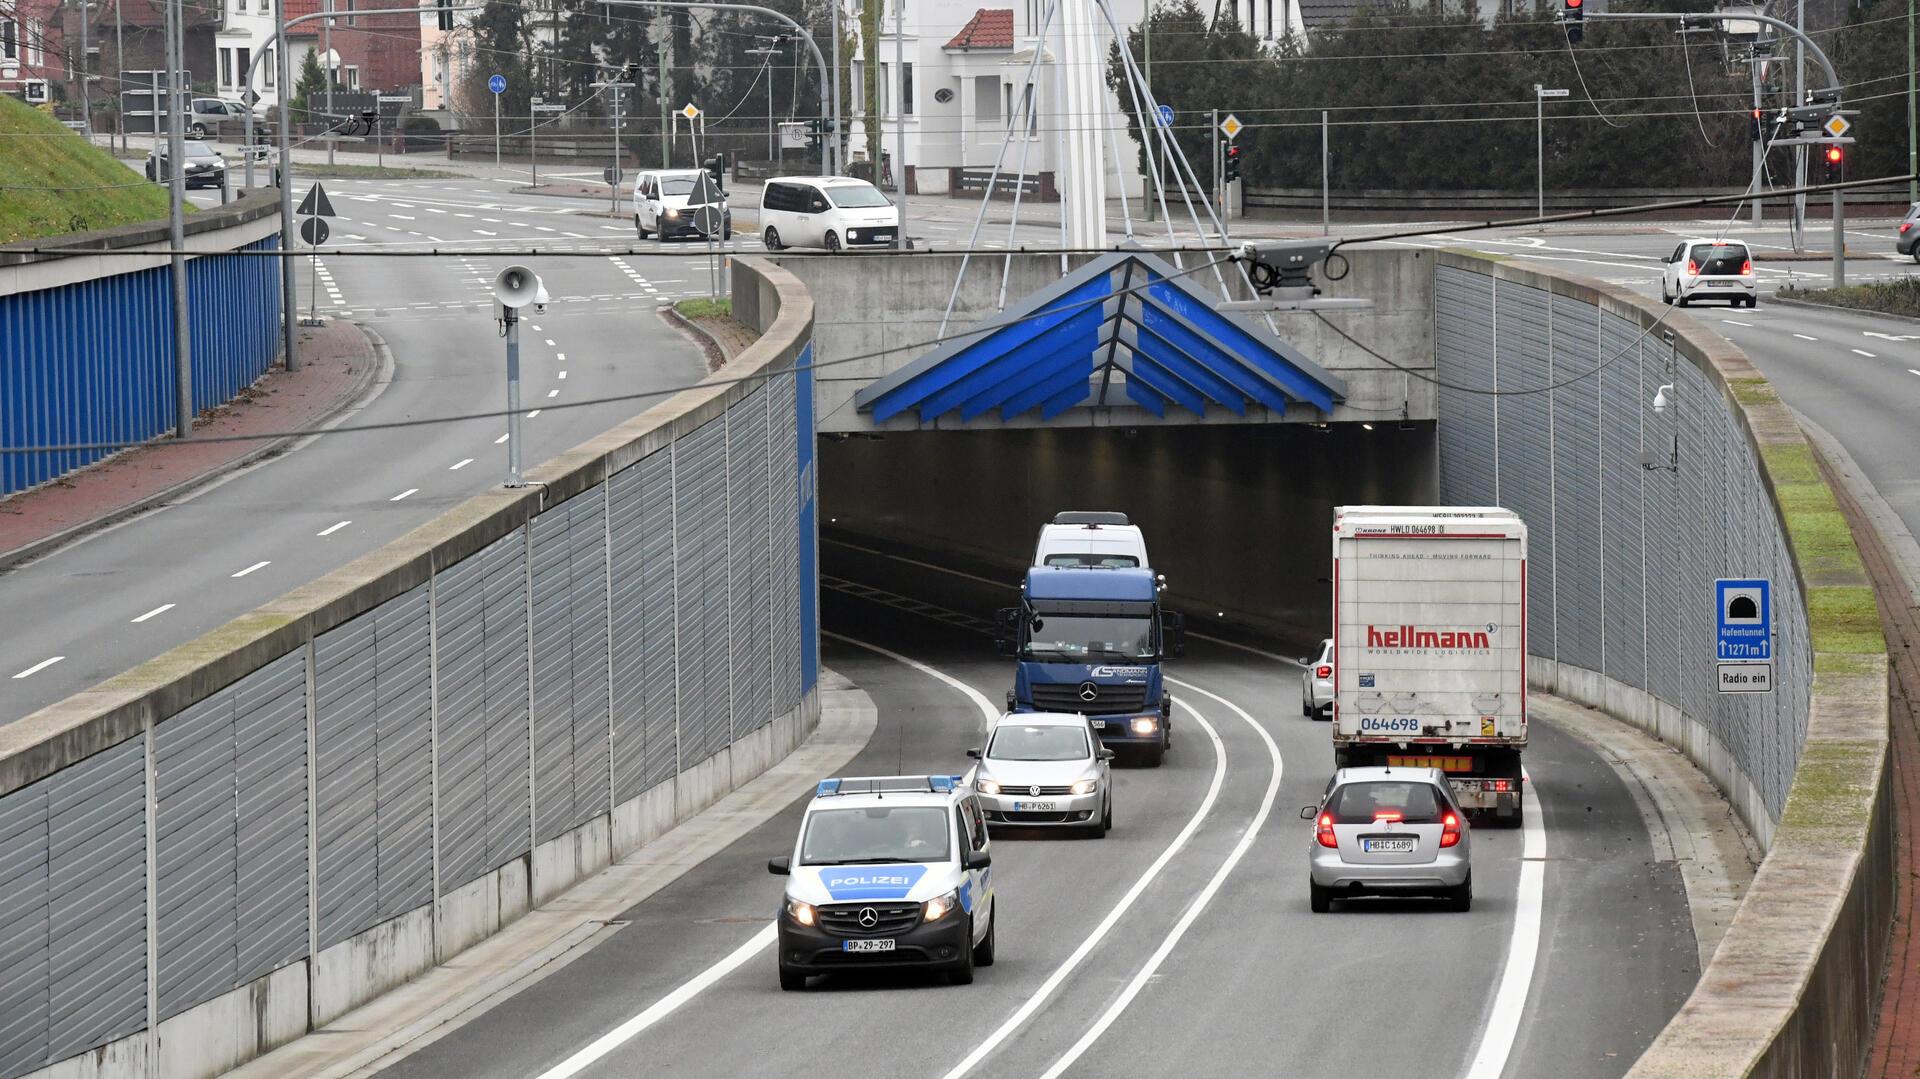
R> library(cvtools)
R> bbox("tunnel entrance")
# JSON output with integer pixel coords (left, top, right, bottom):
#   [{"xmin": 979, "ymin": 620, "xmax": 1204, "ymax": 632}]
[{"xmin": 817, "ymin": 421, "xmax": 1435, "ymax": 642}]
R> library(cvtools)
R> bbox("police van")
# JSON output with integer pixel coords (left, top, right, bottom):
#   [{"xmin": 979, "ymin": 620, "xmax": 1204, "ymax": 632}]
[{"xmin": 767, "ymin": 775, "xmax": 996, "ymax": 990}]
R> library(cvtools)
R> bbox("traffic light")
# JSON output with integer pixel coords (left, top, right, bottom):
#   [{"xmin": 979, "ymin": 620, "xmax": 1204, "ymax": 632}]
[
  {"xmin": 703, "ymin": 152, "xmax": 727, "ymax": 191},
  {"xmin": 435, "ymin": 1, "xmax": 452, "ymax": 31},
  {"xmin": 1824, "ymin": 144, "xmax": 1844, "ymax": 184},
  {"xmin": 1223, "ymin": 143, "xmax": 1242, "ymax": 184},
  {"xmin": 1564, "ymin": 0, "xmax": 1584, "ymax": 43},
  {"xmin": 1750, "ymin": 108, "xmax": 1763, "ymax": 143}
]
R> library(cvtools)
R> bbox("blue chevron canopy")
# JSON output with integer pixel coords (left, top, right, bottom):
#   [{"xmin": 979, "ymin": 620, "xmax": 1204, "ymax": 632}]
[{"xmin": 854, "ymin": 249, "xmax": 1348, "ymax": 425}]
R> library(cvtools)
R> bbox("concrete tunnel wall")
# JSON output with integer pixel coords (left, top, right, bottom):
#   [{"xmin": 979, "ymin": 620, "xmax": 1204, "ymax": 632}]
[{"xmin": 819, "ymin": 422, "xmax": 1436, "ymax": 641}]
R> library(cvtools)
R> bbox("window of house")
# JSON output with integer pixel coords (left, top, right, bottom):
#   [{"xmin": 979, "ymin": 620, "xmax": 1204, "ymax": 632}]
[
  {"xmin": 878, "ymin": 61, "xmax": 888, "ymax": 116},
  {"xmin": 26, "ymin": 19, "xmax": 42, "ymax": 64},
  {"xmin": 264, "ymin": 47, "xmax": 275, "ymax": 86},
  {"xmin": 237, "ymin": 46, "xmax": 250, "ymax": 86},
  {"xmin": 1003, "ymin": 83, "xmax": 1012, "ymax": 128},
  {"xmin": 344, "ymin": 64, "xmax": 359, "ymax": 89},
  {"xmin": 902, "ymin": 62, "xmax": 913, "ymax": 115},
  {"xmin": 975, "ymin": 74, "xmax": 997, "ymax": 125},
  {"xmin": 849, "ymin": 60, "xmax": 862, "ymax": 113},
  {"xmin": 3, "ymin": 19, "xmax": 17, "ymax": 62},
  {"xmin": 220, "ymin": 48, "xmax": 233, "ymax": 87},
  {"xmin": 1017, "ymin": 84, "xmax": 1035, "ymax": 136}
]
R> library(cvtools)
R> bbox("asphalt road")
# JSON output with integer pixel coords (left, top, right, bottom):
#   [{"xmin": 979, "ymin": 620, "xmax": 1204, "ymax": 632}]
[
  {"xmin": 373, "ymin": 539, "xmax": 1696, "ymax": 1079},
  {"xmin": 0, "ymin": 173, "xmax": 714, "ymax": 720}
]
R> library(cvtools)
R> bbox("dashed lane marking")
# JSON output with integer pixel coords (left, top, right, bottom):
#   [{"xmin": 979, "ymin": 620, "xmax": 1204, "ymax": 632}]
[
  {"xmin": 317, "ymin": 520, "xmax": 352, "ymax": 536},
  {"xmin": 1794, "ymin": 333, "xmax": 1819, "ymax": 341},
  {"xmin": 1853, "ymin": 349, "xmax": 1878, "ymax": 357},
  {"xmin": 231, "ymin": 561, "xmax": 271, "ymax": 578},
  {"xmin": 450, "ymin": 458, "xmax": 474, "ymax": 470},
  {"xmin": 12, "ymin": 656, "xmax": 64, "ymax": 679},
  {"xmin": 131, "ymin": 604, "xmax": 175, "ymax": 623},
  {"xmin": 391, "ymin": 488, "xmax": 418, "ymax": 501}
]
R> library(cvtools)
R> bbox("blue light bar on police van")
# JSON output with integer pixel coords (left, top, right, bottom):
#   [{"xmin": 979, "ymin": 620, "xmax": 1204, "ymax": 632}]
[
  {"xmin": 815, "ymin": 779, "xmax": 841, "ymax": 797},
  {"xmin": 814, "ymin": 775, "xmax": 959, "ymax": 797}
]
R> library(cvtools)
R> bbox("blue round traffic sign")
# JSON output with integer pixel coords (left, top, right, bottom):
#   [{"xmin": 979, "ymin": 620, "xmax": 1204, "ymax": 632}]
[
  {"xmin": 1155, "ymin": 103, "xmax": 1174, "ymax": 128},
  {"xmin": 488, "ymin": 74, "xmax": 507, "ymax": 95}
]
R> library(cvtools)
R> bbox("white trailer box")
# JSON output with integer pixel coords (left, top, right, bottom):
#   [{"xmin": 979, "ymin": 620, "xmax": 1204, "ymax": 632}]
[{"xmin": 1331, "ymin": 506, "xmax": 1528, "ymax": 823}]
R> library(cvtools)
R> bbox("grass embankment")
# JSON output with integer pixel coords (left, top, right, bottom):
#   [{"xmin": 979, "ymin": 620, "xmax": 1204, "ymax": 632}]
[
  {"xmin": 1777, "ymin": 277, "xmax": 1920, "ymax": 319},
  {"xmin": 289, "ymin": 162, "xmax": 461, "ymax": 179},
  {"xmin": 0, "ymin": 95, "xmax": 171, "ymax": 242},
  {"xmin": 674, "ymin": 297, "xmax": 731, "ymax": 318}
]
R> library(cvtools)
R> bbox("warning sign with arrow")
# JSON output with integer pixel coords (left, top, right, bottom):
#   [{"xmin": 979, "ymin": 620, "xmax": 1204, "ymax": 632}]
[{"xmin": 296, "ymin": 182, "xmax": 337, "ymax": 218}]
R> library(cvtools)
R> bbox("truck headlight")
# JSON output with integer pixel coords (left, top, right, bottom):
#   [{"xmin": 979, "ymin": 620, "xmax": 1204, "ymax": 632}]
[
  {"xmin": 1070, "ymin": 779, "xmax": 1098, "ymax": 795},
  {"xmin": 922, "ymin": 889, "xmax": 959, "ymax": 923},
  {"xmin": 976, "ymin": 778, "xmax": 1001, "ymax": 795},
  {"xmin": 784, "ymin": 898, "xmax": 816, "ymax": 927},
  {"xmin": 1131, "ymin": 717, "xmax": 1158, "ymax": 735}
]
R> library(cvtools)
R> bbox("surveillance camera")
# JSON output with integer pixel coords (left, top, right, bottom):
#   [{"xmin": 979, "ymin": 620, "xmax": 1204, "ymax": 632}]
[
  {"xmin": 534, "ymin": 284, "xmax": 550, "ymax": 313},
  {"xmin": 1652, "ymin": 383, "xmax": 1673, "ymax": 414}
]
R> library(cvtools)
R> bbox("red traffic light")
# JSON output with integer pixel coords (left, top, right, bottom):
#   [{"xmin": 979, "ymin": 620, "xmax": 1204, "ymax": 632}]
[
  {"xmin": 1750, "ymin": 108, "xmax": 1762, "ymax": 120},
  {"xmin": 1825, "ymin": 146, "xmax": 1844, "ymax": 163},
  {"xmin": 1566, "ymin": 0, "xmax": 1582, "ymax": 7}
]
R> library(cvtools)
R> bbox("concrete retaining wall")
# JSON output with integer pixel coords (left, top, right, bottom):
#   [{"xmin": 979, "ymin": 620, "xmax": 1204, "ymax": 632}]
[{"xmin": 0, "ymin": 256, "xmax": 819, "ymax": 1079}]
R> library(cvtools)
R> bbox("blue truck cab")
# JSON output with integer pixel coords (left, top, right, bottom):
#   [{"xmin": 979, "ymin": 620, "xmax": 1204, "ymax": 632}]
[{"xmin": 996, "ymin": 567, "xmax": 1185, "ymax": 766}]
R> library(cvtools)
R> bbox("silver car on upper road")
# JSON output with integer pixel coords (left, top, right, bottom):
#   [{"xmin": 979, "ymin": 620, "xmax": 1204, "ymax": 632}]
[
  {"xmin": 968, "ymin": 713, "xmax": 1114, "ymax": 838},
  {"xmin": 1305, "ymin": 767, "xmax": 1471, "ymax": 912}
]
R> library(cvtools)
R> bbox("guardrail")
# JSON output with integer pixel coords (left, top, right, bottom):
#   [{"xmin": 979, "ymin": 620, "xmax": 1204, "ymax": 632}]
[
  {"xmin": 1432, "ymin": 250, "xmax": 1891, "ymax": 1076},
  {"xmin": 1247, "ymin": 183, "xmax": 1915, "ymax": 215},
  {"xmin": 0, "ymin": 190, "xmax": 284, "ymax": 499},
  {"xmin": 0, "ymin": 256, "xmax": 818, "ymax": 1079}
]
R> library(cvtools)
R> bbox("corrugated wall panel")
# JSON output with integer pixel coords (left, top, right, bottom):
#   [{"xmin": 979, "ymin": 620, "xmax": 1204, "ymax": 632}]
[
  {"xmin": 232, "ymin": 652, "xmax": 309, "ymax": 985},
  {"xmin": 1434, "ymin": 266, "xmax": 1498, "ymax": 507},
  {"xmin": 0, "ymin": 773, "xmax": 52, "ymax": 1077},
  {"xmin": 728, "ymin": 388, "xmax": 772, "ymax": 738},
  {"xmin": 1494, "ymin": 278, "xmax": 1556, "ymax": 661},
  {"xmin": 155, "ymin": 690, "xmax": 240, "ymax": 1020},
  {"xmin": 567, "ymin": 486, "xmax": 611, "ymax": 829},
  {"xmin": 1599, "ymin": 314, "xmax": 1647, "ymax": 692},
  {"xmin": 1550, "ymin": 295, "xmax": 1604, "ymax": 672},
  {"xmin": 435, "ymin": 549, "xmax": 492, "ymax": 892},
  {"xmin": 482, "ymin": 529, "xmax": 532, "ymax": 870},
  {"xmin": 46, "ymin": 740, "xmax": 147, "ymax": 1063},
  {"xmin": 373, "ymin": 585, "xmax": 433, "ymax": 921},
  {"xmin": 609, "ymin": 459, "xmax": 653, "ymax": 804},
  {"xmin": 768, "ymin": 372, "xmax": 802, "ymax": 718},
  {"xmin": 639, "ymin": 448, "xmax": 682, "ymax": 792},
  {"xmin": 315, "ymin": 610, "xmax": 381, "ymax": 949},
  {"xmin": 531, "ymin": 507, "xmax": 576, "ymax": 843},
  {"xmin": 676, "ymin": 418, "xmax": 730, "ymax": 766}
]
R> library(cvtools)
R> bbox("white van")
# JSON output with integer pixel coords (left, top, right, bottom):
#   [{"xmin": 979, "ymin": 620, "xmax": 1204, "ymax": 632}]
[
  {"xmin": 1032, "ymin": 511, "xmax": 1151, "ymax": 571},
  {"xmin": 631, "ymin": 169, "xmax": 731, "ymax": 241},
  {"xmin": 758, "ymin": 175, "xmax": 899, "ymax": 252}
]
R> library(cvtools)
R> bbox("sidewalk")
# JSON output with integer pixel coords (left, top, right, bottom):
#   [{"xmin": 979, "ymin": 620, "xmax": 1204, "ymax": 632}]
[{"xmin": 0, "ymin": 319, "xmax": 382, "ymax": 569}]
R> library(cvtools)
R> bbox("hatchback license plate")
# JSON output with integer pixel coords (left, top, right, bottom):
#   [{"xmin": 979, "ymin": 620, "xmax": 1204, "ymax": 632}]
[
  {"xmin": 1362, "ymin": 837, "xmax": 1416, "ymax": 854},
  {"xmin": 1014, "ymin": 801, "xmax": 1056, "ymax": 812},
  {"xmin": 843, "ymin": 938, "xmax": 895, "ymax": 953},
  {"xmin": 1090, "ymin": 719, "xmax": 1105, "ymax": 729}
]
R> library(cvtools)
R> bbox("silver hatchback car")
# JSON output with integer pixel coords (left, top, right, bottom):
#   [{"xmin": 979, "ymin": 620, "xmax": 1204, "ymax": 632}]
[{"xmin": 1304, "ymin": 767, "xmax": 1471, "ymax": 912}]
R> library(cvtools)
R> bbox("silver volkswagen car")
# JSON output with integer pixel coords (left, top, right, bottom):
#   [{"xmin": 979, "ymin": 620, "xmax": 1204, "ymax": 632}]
[
  {"xmin": 1304, "ymin": 767, "xmax": 1471, "ymax": 912},
  {"xmin": 968, "ymin": 713, "xmax": 1114, "ymax": 838}
]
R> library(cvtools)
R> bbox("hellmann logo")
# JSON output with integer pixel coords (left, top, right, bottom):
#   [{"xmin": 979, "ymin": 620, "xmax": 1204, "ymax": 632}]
[{"xmin": 1367, "ymin": 625, "xmax": 1493, "ymax": 650}]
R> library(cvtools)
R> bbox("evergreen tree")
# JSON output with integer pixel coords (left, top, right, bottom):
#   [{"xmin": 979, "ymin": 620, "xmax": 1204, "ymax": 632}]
[{"xmin": 290, "ymin": 50, "xmax": 326, "ymax": 125}]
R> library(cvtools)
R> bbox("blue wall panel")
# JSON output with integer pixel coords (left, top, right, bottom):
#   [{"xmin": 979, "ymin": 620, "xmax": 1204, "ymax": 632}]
[{"xmin": 1, "ymin": 234, "xmax": 283, "ymax": 498}]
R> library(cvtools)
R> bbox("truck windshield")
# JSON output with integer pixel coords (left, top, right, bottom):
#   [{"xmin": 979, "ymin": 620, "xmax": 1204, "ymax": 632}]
[
  {"xmin": 1024, "ymin": 615, "xmax": 1154, "ymax": 661},
  {"xmin": 799, "ymin": 806, "xmax": 950, "ymax": 865}
]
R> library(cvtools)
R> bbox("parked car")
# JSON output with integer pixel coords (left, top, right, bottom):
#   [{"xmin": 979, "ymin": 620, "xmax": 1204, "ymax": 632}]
[
  {"xmin": 1299, "ymin": 638, "xmax": 1333, "ymax": 720},
  {"xmin": 1660, "ymin": 238, "xmax": 1756, "ymax": 308},
  {"xmin": 145, "ymin": 140, "xmax": 228, "ymax": 188},
  {"xmin": 1305, "ymin": 767, "xmax": 1472, "ymax": 913},
  {"xmin": 189, "ymin": 97, "xmax": 260, "ymax": 137},
  {"xmin": 1897, "ymin": 203, "xmax": 1920, "ymax": 262},
  {"xmin": 631, "ymin": 168, "xmax": 731, "ymax": 240},
  {"xmin": 759, "ymin": 175, "xmax": 899, "ymax": 252}
]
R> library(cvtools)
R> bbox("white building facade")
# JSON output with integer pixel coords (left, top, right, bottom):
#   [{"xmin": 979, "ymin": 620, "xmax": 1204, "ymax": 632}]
[{"xmin": 215, "ymin": 0, "xmax": 278, "ymax": 106}]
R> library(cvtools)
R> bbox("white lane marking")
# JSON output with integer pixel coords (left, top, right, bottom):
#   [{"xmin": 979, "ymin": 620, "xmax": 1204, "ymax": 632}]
[
  {"xmin": 389, "ymin": 214, "xmax": 415, "ymax": 220},
  {"xmin": 12, "ymin": 656, "xmax": 65, "ymax": 679},
  {"xmin": 939, "ymin": 707, "xmax": 1228, "ymax": 1079},
  {"xmin": 547, "ymin": 389, "xmax": 560, "ymax": 398},
  {"xmin": 1852, "ymin": 349, "xmax": 1877, "ymax": 357},
  {"xmin": 1462, "ymin": 768, "xmax": 1546, "ymax": 1079},
  {"xmin": 450, "ymin": 458, "xmax": 474, "ymax": 470},
  {"xmin": 1793, "ymin": 333, "xmax": 1819, "ymax": 341},
  {"xmin": 545, "ymin": 339, "xmax": 557, "ymax": 346},
  {"xmin": 527, "ymin": 409, "xmax": 541, "ymax": 418},
  {"xmin": 474, "ymin": 229, "xmax": 497, "ymax": 236},
  {"xmin": 1035, "ymin": 679, "xmax": 1281, "ymax": 1079},
  {"xmin": 317, "ymin": 520, "xmax": 352, "ymax": 536},
  {"xmin": 495, "ymin": 433, "xmax": 511, "ymax": 444},
  {"xmin": 532, "ymin": 924, "xmax": 778, "ymax": 1079},
  {"xmin": 1720, "ymin": 319, "xmax": 1752, "ymax": 327},
  {"xmin": 391, "ymin": 488, "xmax": 418, "ymax": 501},
  {"xmin": 556, "ymin": 353, "xmax": 566, "ymax": 361},
  {"xmin": 558, "ymin": 371, "xmax": 567, "ymax": 379},
  {"xmin": 231, "ymin": 561, "xmax": 271, "ymax": 578},
  {"xmin": 131, "ymin": 604, "xmax": 176, "ymax": 623},
  {"xmin": 1910, "ymin": 369, "xmax": 1920, "ymax": 377}
]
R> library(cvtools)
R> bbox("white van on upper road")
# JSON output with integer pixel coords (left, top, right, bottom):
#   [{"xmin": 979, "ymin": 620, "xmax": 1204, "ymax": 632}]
[
  {"xmin": 758, "ymin": 175, "xmax": 899, "ymax": 252},
  {"xmin": 631, "ymin": 168, "xmax": 732, "ymax": 241}
]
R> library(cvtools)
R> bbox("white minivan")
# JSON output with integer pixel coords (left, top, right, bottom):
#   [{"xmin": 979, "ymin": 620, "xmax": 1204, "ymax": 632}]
[
  {"xmin": 759, "ymin": 175, "xmax": 899, "ymax": 252},
  {"xmin": 632, "ymin": 169, "xmax": 731, "ymax": 241}
]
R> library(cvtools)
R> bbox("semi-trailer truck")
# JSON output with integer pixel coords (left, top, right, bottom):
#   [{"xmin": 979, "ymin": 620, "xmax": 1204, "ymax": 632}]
[
  {"xmin": 997, "ymin": 566, "xmax": 1184, "ymax": 766},
  {"xmin": 1330, "ymin": 506, "xmax": 1528, "ymax": 825}
]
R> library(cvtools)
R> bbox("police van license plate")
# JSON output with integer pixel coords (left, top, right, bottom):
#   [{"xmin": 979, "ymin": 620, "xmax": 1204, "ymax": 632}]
[
  {"xmin": 843, "ymin": 939, "xmax": 895, "ymax": 953},
  {"xmin": 1361, "ymin": 837, "xmax": 1416, "ymax": 854},
  {"xmin": 1014, "ymin": 801, "xmax": 1056, "ymax": 812}
]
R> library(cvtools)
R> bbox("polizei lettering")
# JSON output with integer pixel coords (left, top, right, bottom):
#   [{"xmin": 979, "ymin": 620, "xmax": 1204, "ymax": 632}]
[{"xmin": 1367, "ymin": 625, "xmax": 1492, "ymax": 650}]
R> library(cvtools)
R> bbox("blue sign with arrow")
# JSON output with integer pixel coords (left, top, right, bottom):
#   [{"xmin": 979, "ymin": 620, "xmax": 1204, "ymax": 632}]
[{"xmin": 1154, "ymin": 103, "xmax": 1174, "ymax": 128}]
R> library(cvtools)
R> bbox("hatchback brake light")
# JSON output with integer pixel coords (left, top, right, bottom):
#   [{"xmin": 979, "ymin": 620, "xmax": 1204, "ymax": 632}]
[
  {"xmin": 1440, "ymin": 812, "xmax": 1462, "ymax": 848},
  {"xmin": 1904, "ymin": 222, "xmax": 1914, "ymax": 234},
  {"xmin": 1686, "ymin": 259, "xmax": 1699, "ymax": 275},
  {"xmin": 1372, "ymin": 810, "xmax": 1403, "ymax": 823},
  {"xmin": 1740, "ymin": 259, "xmax": 1753, "ymax": 276},
  {"xmin": 1315, "ymin": 665, "xmax": 1332, "ymax": 679},
  {"xmin": 1316, "ymin": 812, "xmax": 1338, "ymax": 848}
]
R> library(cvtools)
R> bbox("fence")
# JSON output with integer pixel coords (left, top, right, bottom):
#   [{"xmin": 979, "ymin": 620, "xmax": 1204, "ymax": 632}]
[
  {"xmin": 1433, "ymin": 250, "xmax": 1892, "ymax": 1076},
  {"xmin": 0, "ymin": 191, "xmax": 283, "ymax": 499},
  {"xmin": 0, "ymin": 256, "xmax": 817, "ymax": 1079}
]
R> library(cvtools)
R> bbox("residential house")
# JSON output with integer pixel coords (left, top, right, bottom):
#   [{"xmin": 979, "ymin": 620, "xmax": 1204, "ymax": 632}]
[{"xmin": 282, "ymin": 0, "xmax": 420, "ymax": 96}]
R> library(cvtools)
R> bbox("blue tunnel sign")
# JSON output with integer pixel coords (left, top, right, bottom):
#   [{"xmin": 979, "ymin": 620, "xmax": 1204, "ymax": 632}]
[{"xmin": 1714, "ymin": 578, "xmax": 1771, "ymax": 661}]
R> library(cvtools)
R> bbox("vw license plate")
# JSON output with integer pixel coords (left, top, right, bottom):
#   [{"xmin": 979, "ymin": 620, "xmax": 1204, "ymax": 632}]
[
  {"xmin": 1090, "ymin": 719, "xmax": 1106, "ymax": 729},
  {"xmin": 1361, "ymin": 837, "xmax": 1416, "ymax": 854},
  {"xmin": 1013, "ymin": 801, "xmax": 1056, "ymax": 812},
  {"xmin": 843, "ymin": 939, "xmax": 896, "ymax": 953}
]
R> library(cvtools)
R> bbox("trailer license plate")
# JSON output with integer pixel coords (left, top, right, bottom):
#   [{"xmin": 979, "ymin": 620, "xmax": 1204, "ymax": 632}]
[
  {"xmin": 843, "ymin": 939, "xmax": 896, "ymax": 953},
  {"xmin": 1014, "ymin": 801, "xmax": 1056, "ymax": 812},
  {"xmin": 1361, "ymin": 837, "xmax": 1416, "ymax": 854},
  {"xmin": 1090, "ymin": 719, "xmax": 1105, "ymax": 729}
]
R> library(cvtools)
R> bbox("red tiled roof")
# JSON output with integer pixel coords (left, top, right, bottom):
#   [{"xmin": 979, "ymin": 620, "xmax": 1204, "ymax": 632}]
[{"xmin": 945, "ymin": 8, "xmax": 1013, "ymax": 50}]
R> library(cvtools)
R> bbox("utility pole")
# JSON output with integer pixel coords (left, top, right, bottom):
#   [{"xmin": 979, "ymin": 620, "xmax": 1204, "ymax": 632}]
[
  {"xmin": 1793, "ymin": 0, "xmax": 1805, "ymax": 251},
  {"xmin": 114, "ymin": 0, "xmax": 124, "ymax": 149},
  {"xmin": 76, "ymin": 0, "xmax": 92, "ymax": 138},
  {"xmin": 893, "ymin": 0, "xmax": 905, "ymax": 249},
  {"xmin": 164, "ymin": 0, "xmax": 192, "ymax": 438},
  {"xmin": 1320, "ymin": 109, "xmax": 1328, "ymax": 236},
  {"xmin": 1751, "ymin": 53, "xmax": 1764, "ymax": 226},
  {"xmin": 609, "ymin": 79, "xmax": 625, "ymax": 213},
  {"xmin": 324, "ymin": 0, "xmax": 335, "ymax": 166},
  {"xmin": 1910, "ymin": 0, "xmax": 1917, "ymax": 203},
  {"xmin": 1211, "ymin": 107, "xmax": 1220, "ymax": 217},
  {"xmin": 829, "ymin": 0, "xmax": 840, "ymax": 173},
  {"xmin": 1143, "ymin": 6, "xmax": 1154, "ymax": 222},
  {"xmin": 1535, "ymin": 85, "xmax": 1543, "ymax": 220},
  {"xmin": 658, "ymin": 33, "xmax": 670, "ymax": 167}
]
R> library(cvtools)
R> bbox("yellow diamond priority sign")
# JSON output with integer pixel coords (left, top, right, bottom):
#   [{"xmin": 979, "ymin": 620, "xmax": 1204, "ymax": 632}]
[
  {"xmin": 1823, "ymin": 114, "xmax": 1851, "ymax": 139},
  {"xmin": 1219, "ymin": 113, "xmax": 1243, "ymax": 140},
  {"xmin": 681, "ymin": 103, "xmax": 701, "ymax": 120}
]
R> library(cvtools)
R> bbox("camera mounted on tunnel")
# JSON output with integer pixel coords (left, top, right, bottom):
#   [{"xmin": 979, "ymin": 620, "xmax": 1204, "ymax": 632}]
[{"xmin": 1222, "ymin": 240, "xmax": 1373, "ymax": 313}]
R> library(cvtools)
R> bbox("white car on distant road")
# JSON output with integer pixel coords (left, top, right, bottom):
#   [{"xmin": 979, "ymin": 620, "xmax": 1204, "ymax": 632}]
[{"xmin": 1660, "ymin": 238, "xmax": 1756, "ymax": 308}]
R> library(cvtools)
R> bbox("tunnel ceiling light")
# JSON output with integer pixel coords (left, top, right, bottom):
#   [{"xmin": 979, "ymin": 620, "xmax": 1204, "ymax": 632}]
[{"xmin": 1361, "ymin": 423, "xmax": 1374, "ymax": 430}]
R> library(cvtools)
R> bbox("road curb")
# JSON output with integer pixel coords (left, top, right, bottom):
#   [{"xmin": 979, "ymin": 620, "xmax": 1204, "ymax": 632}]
[
  {"xmin": 1767, "ymin": 294, "xmax": 1920, "ymax": 326},
  {"xmin": 661, "ymin": 304, "xmax": 732, "ymax": 372},
  {"xmin": 0, "ymin": 322, "xmax": 389, "ymax": 573}
]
